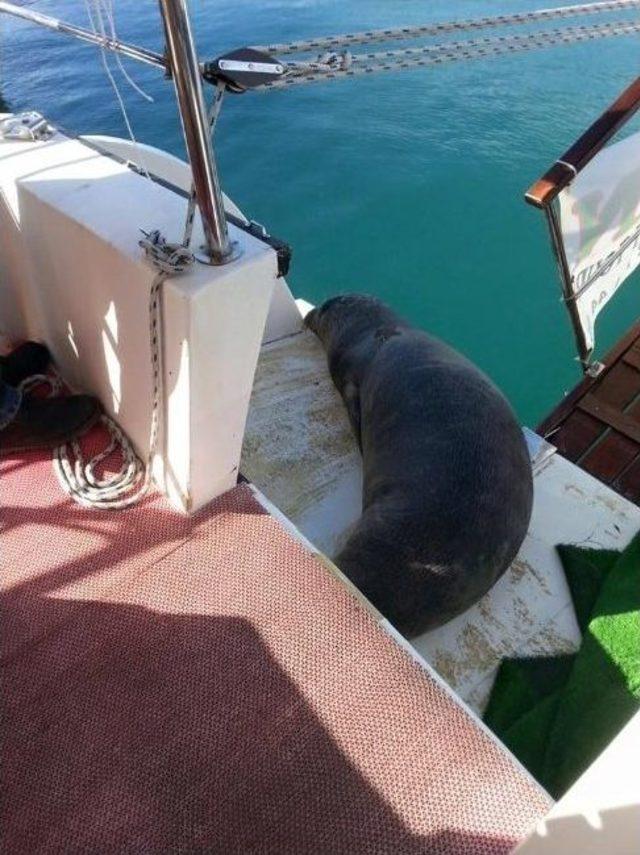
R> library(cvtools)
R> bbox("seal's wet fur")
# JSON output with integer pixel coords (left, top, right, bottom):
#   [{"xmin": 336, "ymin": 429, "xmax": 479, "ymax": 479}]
[{"xmin": 305, "ymin": 294, "xmax": 533, "ymax": 637}]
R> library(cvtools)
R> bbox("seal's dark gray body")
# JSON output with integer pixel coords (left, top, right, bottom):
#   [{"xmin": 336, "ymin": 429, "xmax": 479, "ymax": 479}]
[{"xmin": 305, "ymin": 294, "xmax": 533, "ymax": 637}]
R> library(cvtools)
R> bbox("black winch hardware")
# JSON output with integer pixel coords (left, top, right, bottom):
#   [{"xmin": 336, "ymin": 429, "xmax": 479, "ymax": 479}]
[{"xmin": 203, "ymin": 47, "xmax": 284, "ymax": 92}]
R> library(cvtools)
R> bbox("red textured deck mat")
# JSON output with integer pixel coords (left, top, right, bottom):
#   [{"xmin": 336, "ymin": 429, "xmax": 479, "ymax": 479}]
[{"xmin": 1, "ymin": 440, "xmax": 551, "ymax": 854}]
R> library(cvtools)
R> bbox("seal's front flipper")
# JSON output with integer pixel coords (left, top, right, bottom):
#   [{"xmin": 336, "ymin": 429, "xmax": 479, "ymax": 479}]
[{"xmin": 342, "ymin": 381, "xmax": 363, "ymax": 451}]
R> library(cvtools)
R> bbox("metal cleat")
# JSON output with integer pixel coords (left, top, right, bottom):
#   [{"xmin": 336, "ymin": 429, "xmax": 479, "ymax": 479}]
[{"xmin": 0, "ymin": 111, "xmax": 55, "ymax": 142}]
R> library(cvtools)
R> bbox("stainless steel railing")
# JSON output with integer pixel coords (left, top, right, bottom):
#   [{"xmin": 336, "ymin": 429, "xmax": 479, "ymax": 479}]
[{"xmin": 0, "ymin": 0, "xmax": 233, "ymax": 264}]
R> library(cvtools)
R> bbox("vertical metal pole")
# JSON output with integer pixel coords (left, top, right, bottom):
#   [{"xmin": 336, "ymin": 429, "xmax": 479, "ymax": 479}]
[
  {"xmin": 158, "ymin": 0, "xmax": 234, "ymax": 264},
  {"xmin": 545, "ymin": 203, "xmax": 592, "ymax": 371}
]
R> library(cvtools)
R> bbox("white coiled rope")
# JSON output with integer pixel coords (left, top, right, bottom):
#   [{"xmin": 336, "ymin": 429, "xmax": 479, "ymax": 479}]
[
  {"xmin": 52, "ymin": 232, "xmax": 194, "ymax": 509},
  {"xmin": 53, "ymin": 414, "xmax": 147, "ymax": 508},
  {"xmin": 18, "ymin": 371, "xmax": 62, "ymax": 397}
]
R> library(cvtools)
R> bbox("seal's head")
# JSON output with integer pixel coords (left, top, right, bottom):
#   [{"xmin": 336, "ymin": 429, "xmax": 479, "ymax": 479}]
[{"xmin": 305, "ymin": 294, "xmax": 405, "ymax": 354}]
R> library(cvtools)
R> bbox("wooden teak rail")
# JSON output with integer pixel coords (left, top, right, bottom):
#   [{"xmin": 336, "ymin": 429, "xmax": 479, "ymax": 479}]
[
  {"xmin": 538, "ymin": 322, "xmax": 640, "ymax": 505},
  {"xmin": 526, "ymin": 75, "xmax": 640, "ymax": 209}
]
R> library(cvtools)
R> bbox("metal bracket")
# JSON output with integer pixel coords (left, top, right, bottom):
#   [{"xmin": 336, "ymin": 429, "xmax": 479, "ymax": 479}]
[
  {"xmin": 0, "ymin": 111, "xmax": 55, "ymax": 142},
  {"xmin": 203, "ymin": 47, "xmax": 284, "ymax": 92},
  {"xmin": 236, "ymin": 218, "xmax": 292, "ymax": 277},
  {"xmin": 198, "ymin": 217, "xmax": 292, "ymax": 276},
  {"xmin": 195, "ymin": 239, "xmax": 242, "ymax": 266},
  {"xmin": 584, "ymin": 360, "xmax": 606, "ymax": 378}
]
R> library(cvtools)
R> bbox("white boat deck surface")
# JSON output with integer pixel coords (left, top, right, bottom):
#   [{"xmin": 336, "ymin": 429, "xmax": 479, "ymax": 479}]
[
  {"xmin": 242, "ymin": 329, "xmax": 363, "ymax": 557},
  {"xmin": 242, "ymin": 330, "xmax": 640, "ymax": 712}
]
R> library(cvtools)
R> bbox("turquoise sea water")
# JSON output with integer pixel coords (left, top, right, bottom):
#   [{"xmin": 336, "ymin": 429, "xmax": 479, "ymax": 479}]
[{"xmin": 1, "ymin": 1, "xmax": 638, "ymax": 424}]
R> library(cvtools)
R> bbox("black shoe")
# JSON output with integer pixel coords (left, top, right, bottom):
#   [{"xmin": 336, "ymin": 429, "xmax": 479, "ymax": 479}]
[
  {"xmin": 0, "ymin": 341, "xmax": 51, "ymax": 387},
  {"xmin": 1, "ymin": 395, "xmax": 101, "ymax": 454}
]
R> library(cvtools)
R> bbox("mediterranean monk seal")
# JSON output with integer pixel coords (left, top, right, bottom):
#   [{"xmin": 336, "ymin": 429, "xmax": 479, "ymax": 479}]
[{"xmin": 305, "ymin": 294, "xmax": 533, "ymax": 637}]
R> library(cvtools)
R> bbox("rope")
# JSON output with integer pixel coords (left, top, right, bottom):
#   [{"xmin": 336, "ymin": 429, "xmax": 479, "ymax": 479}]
[
  {"xmin": 18, "ymin": 371, "xmax": 62, "ymax": 396},
  {"xmin": 283, "ymin": 20, "xmax": 640, "ymax": 70},
  {"xmin": 84, "ymin": 0, "xmax": 151, "ymax": 179},
  {"xmin": 50, "ymin": 63, "xmax": 220, "ymax": 509},
  {"xmin": 182, "ymin": 81, "xmax": 226, "ymax": 248},
  {"xmin": 281, "ymin": 19, "xmax": 640, "ymax": 73},
  {"xmin": 253, "ymin": 0, "xmax": 640, "ymax": 55},
  {"xmin": 263, "ymin": 19, "xmax": 640, "ymax": 89},
  {"xmin": 52, "ymin": 231, "xmax": 194, "ymax": 509},
  {"xmin": 139, "ymin": 227, "xmax": 195, "ymax": 273},
  {"xmin": 96, "ymin": 0, "xmax": 154, "ymax": 103},
  {"xmin": 53, "ymin": 415, "xmax": 147, "ymax": 508}
]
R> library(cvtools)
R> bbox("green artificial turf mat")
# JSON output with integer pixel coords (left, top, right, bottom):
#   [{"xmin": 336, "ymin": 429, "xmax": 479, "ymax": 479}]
[
  {"xmin": 542, "ymin": 535, "xmax": 640, "ymax": 795},
  {"xmin": 484, "ymin": 534, "xmax": 640, "ymax": 798},
  {"xmin": 555, "ymin": 545, "xmax": 619, "ymax": 633}
]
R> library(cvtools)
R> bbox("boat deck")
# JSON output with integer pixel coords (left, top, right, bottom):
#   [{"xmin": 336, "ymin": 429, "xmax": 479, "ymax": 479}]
[
  {"xmin": 242, "ymin": 328, "xmax": 362, "ymax": 558},
  {"xmin": 243, "ymin": 328, "xmax": 640, "ymax": 714},
  {"xmin": 538, "ymin": 323, "xmax": 640, "ymax": 505},
  {"xmin": 1, "ymin": 428, "xmax": 550, "ymax": 854}
]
